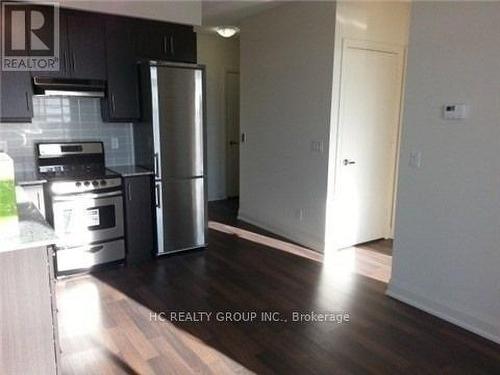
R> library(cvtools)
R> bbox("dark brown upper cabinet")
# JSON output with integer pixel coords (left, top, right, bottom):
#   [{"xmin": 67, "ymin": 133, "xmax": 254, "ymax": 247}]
[
  {"xmin": 134, "ymin": 20, "xmax": 196, "ymax": 63},
  {"xmin": 66, "ymin": 11, "xmax": 106, "ymax": 80},
  {"xmin": 33, "ymin": 9, "xmax": 106, "ymax": 80},
  {"xmin": 0, "ymin": 71, "xmax": 34, "ymax": 122},
  {"xmin": 101, "ymin": 17, "xmax": 140, "ymax": 121}
]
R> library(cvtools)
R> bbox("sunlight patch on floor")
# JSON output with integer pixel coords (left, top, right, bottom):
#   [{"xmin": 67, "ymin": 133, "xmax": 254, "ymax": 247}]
[
  {"xmin": 209, "ymin": 220, "xmax": 323, "ymax": 262},
  {"xmin": 57, "ymin": 276, "xmax": 254, "ymax": 374},
  {"xmin": 209, "ymin": 220, "xmax": 391, "ymax": 283}
]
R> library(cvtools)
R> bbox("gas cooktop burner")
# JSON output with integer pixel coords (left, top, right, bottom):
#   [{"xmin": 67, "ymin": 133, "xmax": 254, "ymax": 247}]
[
  {"xmin": 39, "ymin": 167, "xmax": 119, "ymax": 181},
  {"xmin": 35, "ymin": 141, "xmax": 119, "ymax": 182}
]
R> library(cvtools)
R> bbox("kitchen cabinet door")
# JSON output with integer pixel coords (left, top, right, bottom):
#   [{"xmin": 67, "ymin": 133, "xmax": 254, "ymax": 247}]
[
  {"xmin": 30, "ymin": 7, "xmax": 70, "ymax": 79},
  {"xmin": 134, "ymin": 20, "xmax": 168, "ymax": 60},
  {"xmin": 123, "ymin": 175, "xmax": 155, "ymax": 264},
  {"xmin": 165, "ymin": 25, "xmax": 197, "ymax": 63},
  {"xmin": 102, "ymin": 18, "xmax": 140, "ymax": 121},
  {"xmin": 134, "ymin": 20, "xmax": 196, "ymax": 63},
  {"xmin": 66, "ymin": 11, "xmax": 106, "ymax": 80},
  {"xmin": 0, "ymin": 71, "xmax": 33, "ymax": 122}
]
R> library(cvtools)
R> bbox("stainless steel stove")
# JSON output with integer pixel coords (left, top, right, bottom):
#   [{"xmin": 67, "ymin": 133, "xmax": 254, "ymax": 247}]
[{"xmin": 36, "ymin": 142, "xmax": 125, "ymax": 276}]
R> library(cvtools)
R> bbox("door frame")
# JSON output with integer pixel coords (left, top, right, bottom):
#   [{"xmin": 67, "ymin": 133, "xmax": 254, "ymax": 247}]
[
  {"xmin": 330, "ymin": 38, "xmax": 407, "ymax": 247},
  {"xmin": 224, "ymin": 69, "xmax": 240, "ymax": 198}
]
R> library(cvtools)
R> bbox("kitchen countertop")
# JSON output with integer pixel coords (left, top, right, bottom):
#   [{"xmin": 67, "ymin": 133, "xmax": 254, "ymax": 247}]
[
  {"xmin": 15, "ymin": 170, "xmax": 47, "ymax": 186},
  {"xmin": 108, "ymin": 165, "xmax": 154, "ymax": 177},
  {"xmin": 0, "ymin": 189, "xmax": 57, "ymax": 253}
]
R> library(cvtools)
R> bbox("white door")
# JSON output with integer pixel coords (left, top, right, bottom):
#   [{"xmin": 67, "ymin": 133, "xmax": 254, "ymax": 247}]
[
  {"xmin": 225, "ymin": 71, "xmax": 240, "ymax": 198},
  {"xmin": 333, "ymin": 40, "xmax": 404, "ymax": 249}
]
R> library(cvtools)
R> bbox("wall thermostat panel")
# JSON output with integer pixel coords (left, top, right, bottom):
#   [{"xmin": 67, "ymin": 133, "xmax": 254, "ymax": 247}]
[{"xmin": 443, "ymin": 104, "xmax": 468, "ymax": 120}]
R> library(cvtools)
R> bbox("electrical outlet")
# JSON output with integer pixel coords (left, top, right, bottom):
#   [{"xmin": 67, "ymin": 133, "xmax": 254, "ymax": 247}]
[
  {"xmin": 111, "ymin": 137, "xmax": 119, "ymax": 150},
  {"xmin": 311, "ymin": 140, "xmax": 324, "ymax": 153},
  {"xmin": 295, "ymin": 208, "xmax": 304, "ymax": 221}
]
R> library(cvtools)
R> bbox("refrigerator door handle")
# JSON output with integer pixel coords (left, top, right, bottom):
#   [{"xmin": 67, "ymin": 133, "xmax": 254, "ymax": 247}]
[
  {"xmin": 154, "ymin": 153, "xmax": 160, "ymax": 178},
  {"xmin": 155, "ymin": 184, "xmax": 161, "ymax": 208}
]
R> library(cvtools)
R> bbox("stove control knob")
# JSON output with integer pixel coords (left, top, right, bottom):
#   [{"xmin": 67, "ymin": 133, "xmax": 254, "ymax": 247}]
[
  {"xmin": 92, "ymin": 180, "xmax": 99, "ymax": 187},
  {"xmin": 100, "ymin": 180, "xmax": 107, "ymax": 186},
  {"xmin": 75, "ymin": 182, "xmax": 82, "ymax": 187},
  {"xmin": 84, "ymin": 181, "xmax": 90, "ymax": 187}
]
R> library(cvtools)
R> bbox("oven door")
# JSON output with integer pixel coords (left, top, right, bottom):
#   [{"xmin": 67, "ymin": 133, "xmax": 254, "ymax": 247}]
[{"xmin": 52, "ymin": 191, "xmax": 124, "ymax": 248}]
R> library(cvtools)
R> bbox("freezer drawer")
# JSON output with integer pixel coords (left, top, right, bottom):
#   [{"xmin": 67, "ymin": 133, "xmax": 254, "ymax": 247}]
[
  {"xmin": 56, "ymin": 239, "xmax": 125, "ymax": 273},
  {"xmin": 156, "ymin": 178, "xmax": 206, "ymax": 254}
]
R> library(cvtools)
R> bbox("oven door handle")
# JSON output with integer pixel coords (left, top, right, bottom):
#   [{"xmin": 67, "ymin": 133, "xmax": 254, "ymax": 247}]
[{"xmin": 52, "ymin": 191, "xmax": 122, "ymax": 201}]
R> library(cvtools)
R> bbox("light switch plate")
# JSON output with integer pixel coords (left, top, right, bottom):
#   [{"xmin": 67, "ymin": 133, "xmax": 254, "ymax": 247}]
[{"xmin": 111, "ymin": 137, "xmax": 119, "ymax": 149}]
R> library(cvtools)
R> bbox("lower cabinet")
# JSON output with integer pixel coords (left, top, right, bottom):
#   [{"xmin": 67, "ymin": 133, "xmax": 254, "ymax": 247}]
[
  {"xmin": 0, "ymin": 246, "xmax": 59, "ymax": 374},
  {"xmin": 123, "ymin": 175, "xmax": 155, "ymax": 264}
]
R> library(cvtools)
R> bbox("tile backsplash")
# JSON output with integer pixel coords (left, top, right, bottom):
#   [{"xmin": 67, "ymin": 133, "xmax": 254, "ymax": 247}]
[{"xmin": 0, "ymin": 96, "xmax": 135, "ymax": 173}]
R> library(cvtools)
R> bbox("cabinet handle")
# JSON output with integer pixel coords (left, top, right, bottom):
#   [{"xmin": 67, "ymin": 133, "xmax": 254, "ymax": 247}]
[
  {"xmin": 71, "ymin": 52, "xmax": 76, "ymax": 72},
  {"xmin": 36, "ymin": 191, "xmax": 41, "ymax": 210},
  {"xmin": 62, "ymin": 52, "xmax": 67, "ymax": 73},
  {"xmin": 111, "ymin": 93, "xmax": 116, "ymax": 113},
  {"xmin": 127, "ymin": 182, "xmax": 132, "ymax": 201},
  {"xmin": 163, "ymin": 36, "xmax": 168, "ymax": 54},
  {"xmin": 25, "ymin": 91, "xmax": 30, "ymax": 112},
  {"xmin": 169, "ymin": 36, "xmax": 174, "ymax": 55}
]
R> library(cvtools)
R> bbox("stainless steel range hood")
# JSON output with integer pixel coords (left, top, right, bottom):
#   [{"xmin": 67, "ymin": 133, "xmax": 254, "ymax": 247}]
[{"xmin": 33, "ymin": 77, "xmax": 106, "ymax": 97}]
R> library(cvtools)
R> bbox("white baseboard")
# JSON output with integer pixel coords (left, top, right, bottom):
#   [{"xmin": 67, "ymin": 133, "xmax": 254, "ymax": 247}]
[
  {"xmin": 387, "ymin": 281, "xmax": 500, "ymax": 345},
  {"xmin": 237, "ymin": 211, "xmax": 324, "ymax": 252}
]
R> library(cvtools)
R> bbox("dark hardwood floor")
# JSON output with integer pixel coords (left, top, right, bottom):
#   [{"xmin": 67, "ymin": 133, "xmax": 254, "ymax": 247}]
[{"xmin": 57, "ymin": 199, "xmax": 500, "ymax": 374}]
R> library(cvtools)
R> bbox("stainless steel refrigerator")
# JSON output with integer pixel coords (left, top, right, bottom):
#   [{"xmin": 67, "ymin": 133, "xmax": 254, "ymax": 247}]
[{"xmin": 136, "ymin": 62, "xmax": 207, "ymax": 255}]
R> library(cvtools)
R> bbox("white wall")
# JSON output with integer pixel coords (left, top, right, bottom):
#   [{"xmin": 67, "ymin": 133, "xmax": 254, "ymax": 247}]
[
  {"xmin": 197, "ymin": 33, "xmax": 240, "ymax": 201},
  {"xmin": 239, "ymin": 2, "xmax": 336, "ymax": 251},
  {"xmin": 388, "ymin": 2, "xmax": 500, "ymax": 344},
  {"xmin": 57, "ymin": 0, "xmax": 201, "ymax": 25},
  {"xmin": 325, "ymin": 1, "xmax": 410, "ymax": 250}
]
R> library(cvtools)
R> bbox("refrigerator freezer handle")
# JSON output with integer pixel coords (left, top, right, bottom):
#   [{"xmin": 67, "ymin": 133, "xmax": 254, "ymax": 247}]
[{"xmin": 155, "ymin": 184, "xmax": 161, "ymax": 208}]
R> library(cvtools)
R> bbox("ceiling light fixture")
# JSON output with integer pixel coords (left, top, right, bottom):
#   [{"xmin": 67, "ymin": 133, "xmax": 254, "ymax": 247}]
[{"xmin": 215, "ymin": 26, "xmax": 239, "ymax": 38}]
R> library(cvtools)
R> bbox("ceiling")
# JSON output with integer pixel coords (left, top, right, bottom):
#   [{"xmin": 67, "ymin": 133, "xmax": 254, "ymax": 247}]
[{"xmin": 202, "ymin": 1, "xmax": 283, "ymax": 26}]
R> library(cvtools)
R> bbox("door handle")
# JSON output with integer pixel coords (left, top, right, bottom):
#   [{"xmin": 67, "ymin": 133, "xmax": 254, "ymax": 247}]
[
  {"xmin": 163, "ymin": 36, "xmax": 168, "ymax": 54},
  {"xmin": 155, "ymin": 184, "xmax": 161, "ymax": 208},
  {"xmin": 169, "ymin": 35, "xmax": 175, "ymax": 55},
  {"xmin": 343, "ymin": 159, "xmax": 356, "ymax": 166},
  {"xmin": 229, "ymin": 141, "xmax": 239, "ymax": 146},
  {"xmin": 154, "ymin": 153, "xmax": 160, "ymax": 178},
  {"xmin": 111, "ymin": 93, "xmax": 116, "ymax": 113},
  {"xmin": 25, "ymin": 91, "xmax": 30, "ymax": 112},
  {"xmin": 127, "ymin": 182, "xmax": 132, "ymax": 201}
]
